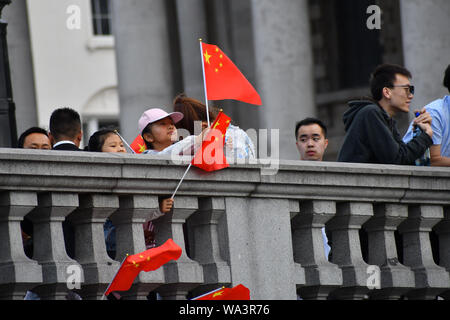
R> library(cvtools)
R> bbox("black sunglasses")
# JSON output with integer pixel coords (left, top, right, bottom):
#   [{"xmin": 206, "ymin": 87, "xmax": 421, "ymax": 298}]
[{"xmin": 391, "ymin": 85, "xmax": 415, "ymax": 95}]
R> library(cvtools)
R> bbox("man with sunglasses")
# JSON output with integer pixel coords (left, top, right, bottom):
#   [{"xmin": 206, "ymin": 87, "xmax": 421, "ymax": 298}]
[
  {"xmin": 403, "ymin": 64, "xmax": 450, "ymax": 166},
  {"xmin": 337, "ymin": 63, "xmax": 433, "ymax": 164}
]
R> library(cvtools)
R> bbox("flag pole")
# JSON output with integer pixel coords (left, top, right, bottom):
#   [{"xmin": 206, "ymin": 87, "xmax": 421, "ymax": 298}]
[
  {"xmin": 170, "ymin": 162, "xmax": 192, "ymax": 200},
  {"xmin": 114, "ymin": 130, "xmax": 136, "ymax": 154},
  {"xmin": 101, "ymin": 254, "xmax": 129, "ymax": 300},
  {"xmin": 191, "ymin": 286, "xmax": 225, "ymax": 300},
  {"xmin": 199, "ymin": 38, "xmax": 210, "ymax": 128},
  {"xmin": 171, "ymin": 38, "xmax": 209, "ymax": 200}
]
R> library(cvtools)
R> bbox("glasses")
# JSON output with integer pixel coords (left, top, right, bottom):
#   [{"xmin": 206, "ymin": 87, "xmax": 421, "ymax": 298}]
[{"xmin": 391, "ymin": 85, "xmax": 415, "ymax": 95}]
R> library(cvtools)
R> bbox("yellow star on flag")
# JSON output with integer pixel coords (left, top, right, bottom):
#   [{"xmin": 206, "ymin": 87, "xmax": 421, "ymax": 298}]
[
  {"xmin": 212, "ymin": 290, "xmax": 224, "ymax": 298},
  {"xmin": 204, "ymin": 50, "xmax": 212, "ymax": 64},
  {"xmin": 138, "ymin": 144, "xmax": 146, "ymax": 153}
]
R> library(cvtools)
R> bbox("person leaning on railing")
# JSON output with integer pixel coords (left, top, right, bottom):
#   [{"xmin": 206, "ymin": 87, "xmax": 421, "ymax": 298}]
[{"xmin": 403, "ymin": 64, "xmax": 450, "ymax": 167}]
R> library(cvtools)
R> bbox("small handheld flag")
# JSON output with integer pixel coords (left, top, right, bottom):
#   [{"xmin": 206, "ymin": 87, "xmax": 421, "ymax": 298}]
[
  {"xmin": 103, "ymin": 239, "xmax": 182, "ymax": 297},
  {"xmin": 130, "ymin": 134, "xmax": 147, "ymax": 154}
]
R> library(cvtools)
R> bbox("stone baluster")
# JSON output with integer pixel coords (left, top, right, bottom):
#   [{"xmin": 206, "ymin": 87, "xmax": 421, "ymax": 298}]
[
  {"xmin": 0, "ymin": 191, "xmax": 42, "ymax": 299},
  {"xmin": 434, "ymin": 206, "xmax": 450, "ymax": 300},
  {"xmin": 152, "ymin": 196, "xmax": 203, "ymax": 300},
  {"xmin": 109, "ymin": 195, "xmax": 165, "ymax": 300},
  {"xmin": 327, "ymin": 202, "xmax": 373, "ymax": 300},
  {"xmin": 224, "ymin": 197, "xmax": 298, "ymax": 300},
  {"xmin": 186, "ymin": 197, "xmax": 231, "ymax": 297},
  {"xmin": 67, "ymin": 194, "xmax": 120, "ymax": 300},
  {"xmin": 291, "ymin": 200, "xmax": 342, "ymax": 300},
  {"xmin": 289, "ymin": 200, "xmax": 306, "ymax": 297},
  {"xmin": 363, "ymin": 204, "xmax": 415, "ymax": 299},
  {"xmin": 398, "ymin": 205, "xmax": 450, "ymax": 299},
  {"xmin": 27, "ymin": 192, "xmax": 82, "ymax": 300}
]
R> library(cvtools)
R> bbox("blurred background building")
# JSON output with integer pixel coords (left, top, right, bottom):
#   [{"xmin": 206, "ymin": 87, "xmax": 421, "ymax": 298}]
[{"xmin": 3, "ymin": 0, "xmax": 450, "ymax": 160}]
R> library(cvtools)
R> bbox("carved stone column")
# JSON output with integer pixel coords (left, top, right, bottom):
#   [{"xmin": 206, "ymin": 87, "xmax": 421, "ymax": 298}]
[
  {"xmin": 292, "ymin": 200, "xmax": 342, "ymax": 299},
  {"xmin": 153, "ymin": 196, "xmax": 203, "ymax": 300},
  {"xmin": 0, "ymin": 191, "xmax": 42, "ymax": 299},
  {"xmin": 68, "ymin": 194, "xmax": 120, "ymax": 300},
  {"xmin": 187, "ymin": 197, "xmax": 231, "ymax": 297},
  {"xmin": 327, "ymin": 202, "xmax": 373, "ymax": 299},
  {"xmin": 399, "ymin": 205, "xmax": 450, "ymax": 299},
  {"xmin": 110, "ymin": 195, "xmax": 165, "ymax": 300},
  {"xmin": 27, "ymin": 192, "xmax": 82, "ymax": 300},
  {"xmin": 364, "ymin": 204, "xmax": 415, "ymax": 299},
  {"xmin": 434, "ymin": 206, "xmax": 450, "ymax": 300}
]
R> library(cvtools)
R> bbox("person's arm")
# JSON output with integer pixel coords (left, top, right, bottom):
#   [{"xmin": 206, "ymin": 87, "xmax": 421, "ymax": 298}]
[
  {"xmin": 364, "ymin": 107, "xmax": 433, "ymax": 165},
  {"xmin": 430, "ymin": 145, "xmax": 450, "ymax": 166}
]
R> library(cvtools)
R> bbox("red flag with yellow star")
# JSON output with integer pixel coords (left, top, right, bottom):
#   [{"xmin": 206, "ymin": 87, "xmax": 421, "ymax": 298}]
[
  {"xmin": 194, "ymin": 284, "xmax": 250, "ymax": 300},
  {"xmin": 191, "ymin": 110, "xmax": 231, "ymax": 172},
  {"xmin": 201, "ymin": 42, "xmax": 262, "ymax": 106},
  {"xmin": 130, "ymin": 135, "xmax": 147, "ymax": 154},
  {"xmin": 104, "ymin": 239, "xmax": 182, "ymax": 296}
]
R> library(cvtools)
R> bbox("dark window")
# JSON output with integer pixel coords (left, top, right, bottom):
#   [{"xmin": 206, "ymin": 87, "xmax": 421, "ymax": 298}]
[
  {"xmin": 310, "ymin": 0, "xmax": 389, "ymax": 92},
  {"xmin": 334, "ymin": 0, "xmax": 383, "ymax": 89},
  {"xmin": 91, "ymin": 0, "xmax": 112, "ymax": 35}
]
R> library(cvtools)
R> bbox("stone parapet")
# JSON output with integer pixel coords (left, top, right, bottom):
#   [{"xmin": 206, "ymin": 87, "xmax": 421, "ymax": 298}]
[{"xmin": 0, "ymin": 148, "xmax": 449, "ymax": 299}]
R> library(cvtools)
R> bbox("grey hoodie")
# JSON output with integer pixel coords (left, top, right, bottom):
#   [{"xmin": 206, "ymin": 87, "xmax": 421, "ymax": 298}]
[{"xmin": 337, "ymin": 100, "xmax": 433, "ymax": 164}]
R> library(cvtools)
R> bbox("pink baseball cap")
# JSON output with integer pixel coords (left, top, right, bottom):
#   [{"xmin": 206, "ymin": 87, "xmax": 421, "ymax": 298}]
[{"xmin": 138, "ymin": 108, "xmax": 184, "ymax": 133}]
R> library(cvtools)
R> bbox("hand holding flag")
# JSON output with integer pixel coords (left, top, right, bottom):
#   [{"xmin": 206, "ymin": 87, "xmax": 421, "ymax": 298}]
[{"xmin": 191, "ymin": 110, "xmax": 231, "ymax": 172}]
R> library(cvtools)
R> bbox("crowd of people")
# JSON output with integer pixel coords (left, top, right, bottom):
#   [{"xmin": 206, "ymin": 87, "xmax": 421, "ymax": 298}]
[{"xmin": 14, "ymin": 62, "xmax": 449, "ymax": 298}]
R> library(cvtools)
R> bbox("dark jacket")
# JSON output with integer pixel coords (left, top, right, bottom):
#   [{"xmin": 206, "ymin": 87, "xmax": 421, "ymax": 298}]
[
  {"xmin": 52, "ymin": 143, "xmax": 83, "ymax": 151},
  {"xmin": 337, "ymin": 100, "xmax": 433, "ymax": 165}
]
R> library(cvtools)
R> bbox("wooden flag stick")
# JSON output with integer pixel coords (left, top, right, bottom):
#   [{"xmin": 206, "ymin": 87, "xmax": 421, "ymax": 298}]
[
  {"xmin": 191, "ymin": 286, "xmax": 225, "ymax": 300},
  {"xmin": 171, "ymin": 162, "xmax": 192, "ymax": 200},
  {"xmin": 199, "ymin": 38, "xmax": 211, "ymax": 128},
  {"xmin": 101, "ymin": 254, "xmax": 129, "ymax": 300},
  {"xmin": 114, "ymin": 130, "xmax": 136, "ymax": 154}
]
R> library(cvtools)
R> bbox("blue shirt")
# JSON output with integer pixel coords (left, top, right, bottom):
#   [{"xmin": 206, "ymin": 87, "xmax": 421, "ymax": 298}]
[{"xmin": 403, "ymin": 96, "xmax": 450, "ymax": 157}]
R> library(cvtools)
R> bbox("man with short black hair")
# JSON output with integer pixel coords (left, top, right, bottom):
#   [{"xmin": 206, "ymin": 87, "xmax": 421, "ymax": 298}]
[
  {"xmin": 48, "ymin": 108, "xmax": 83, "ymax": 260},
  {"xmin": 338, "ymin": 64, "xmax": 433, "ymax": 164},
  {"xmin": 49, "ymin": 107, "xmax": 83, "ymax": 151},
  {"xmin": 403, "ymin": 64, "xmax": 450, "ymax": 166},
  {"xmin": 17, "ymin": 127, "xmax": 51, "ymax": 150},
  {"xmin": 295, "ymin": 117, "xmax": 331, "ymax": 260},
  {"xmin": 295, "ymin": 117, "xmax": 329, "ymax": 161}
]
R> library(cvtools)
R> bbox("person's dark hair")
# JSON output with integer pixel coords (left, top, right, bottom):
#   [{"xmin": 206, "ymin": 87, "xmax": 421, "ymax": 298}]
[
  {"xmin": 88, "ymin": 128, "xmax": 117, "ymax": 152},
  {"xmin": 49, "ymin": 107, "xmax": 81, "ymax": 141},
  {"xmin": 17, "ymin": 127, "xmax": 49, "ymax": 148},
  {"xmin": 172, "ymin": 93, "xmax": 218, "ymax": 135},
  {"xmin": 444, "ymin": 64, "xmax": 450, "ymax": 93},
  {"xmin": 295, "ymin": 117, "xmax": 328, "ymax": 139},
  {"xmin": 141, "ymin": 124, "xmax": 154, "ymax": 150},
  {"xmin": 370, "ymin": 64, "xmax": 412, "ymax": 101}
]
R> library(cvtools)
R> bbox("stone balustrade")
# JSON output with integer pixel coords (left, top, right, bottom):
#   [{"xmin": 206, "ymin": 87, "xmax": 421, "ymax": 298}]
[{"xmin": 0, "ymin": 148, "xmax": 449, "ymax": 300}]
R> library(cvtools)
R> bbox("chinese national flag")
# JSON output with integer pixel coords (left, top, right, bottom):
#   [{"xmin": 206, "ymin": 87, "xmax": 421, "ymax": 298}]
[
  {"xmin": 191, "ymin": 111, "xmax": 231, "ymax": 172},
  {"xmin": 104, "ymin": 239, "xmax": 182, "ymax": 296},
  {"xmin": 194, "ymin": 284, "xmax": 250, "ymax": 300},
  {"xmin": 130, "ymin": 135, "xmax": 147, "ymax": 154},
  {"xmin": 202, "ymin": 42, "xmax": 262, "ymax": 106}
]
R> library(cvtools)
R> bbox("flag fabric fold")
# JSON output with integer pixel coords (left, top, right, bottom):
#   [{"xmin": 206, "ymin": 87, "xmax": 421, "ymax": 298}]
[
  {"xmin": 201, "ymin": 42, "xmax": 262, "ymax": 106},
  {"xmin": 104, "ymin": 239, "xmax": 182, "ymax": 296},
  {"xmin": 193, "ymin": 284, "xmax": 250, "ymax": 300},
  {"xmin": 191, "ymin": 110, "xmax": 231, "ymax": 172}
]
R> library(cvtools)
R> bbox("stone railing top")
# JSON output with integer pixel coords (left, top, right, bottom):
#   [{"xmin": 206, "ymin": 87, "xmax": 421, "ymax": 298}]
[{"xmin": 1, "ymin": 148, "xmax": 450, "ymax": 204}]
